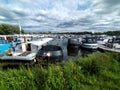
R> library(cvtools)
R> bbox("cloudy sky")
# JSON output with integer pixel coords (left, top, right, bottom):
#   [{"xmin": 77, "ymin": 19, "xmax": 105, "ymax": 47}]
[{"xmin": 0, "ymin": 0, "xmax": 120, "ymax": 32}]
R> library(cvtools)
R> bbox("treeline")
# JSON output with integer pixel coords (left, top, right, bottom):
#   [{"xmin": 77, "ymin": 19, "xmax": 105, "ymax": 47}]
[
  {"xmin": 56, "ymin": 31, "xmax": 94, "ymax": 35},
  {"xmin": 30, "ymin": 31, "xmax": 94, "ymax": 34},
  {"xmin": 0, "ymin": 24, "xmax": 24, "ymax": 35},
  {"xmin": 28, "ymin": 31, "xmax": 120, "ymax": 36},
  {"xmin": 104, "ymin": 31, "xmax": 120, "ymax": 36},
  {"xmin": 1, "ymin": 23, "xmax": 119, "ymax": 36},
  {"xmin": 57, "ymin": 31, "xmax": 120, "ymax": 36}
]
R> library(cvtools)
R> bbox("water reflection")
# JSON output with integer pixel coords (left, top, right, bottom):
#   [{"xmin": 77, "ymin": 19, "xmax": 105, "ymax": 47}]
[
  {"xmin": 80, "ymin": 49, "xmax": 98, "ymax": 57},
  {"xmin": 67, "ymin": 48, "xmax": 79, "ymax": 56},
  {"xmin": 67, "ymin": 47, "xmax": 99, "ymax": 59}
]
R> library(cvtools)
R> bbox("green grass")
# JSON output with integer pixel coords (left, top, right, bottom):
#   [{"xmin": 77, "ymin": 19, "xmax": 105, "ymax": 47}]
[{"xmin": 0, "ymin": 53, "xmax": 120, "ymax": 90}]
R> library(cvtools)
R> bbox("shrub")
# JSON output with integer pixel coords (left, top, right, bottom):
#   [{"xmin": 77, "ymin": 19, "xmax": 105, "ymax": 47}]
[{"xmin": 0, "ymin": 53, "xmax": 120, "ymax": 90}]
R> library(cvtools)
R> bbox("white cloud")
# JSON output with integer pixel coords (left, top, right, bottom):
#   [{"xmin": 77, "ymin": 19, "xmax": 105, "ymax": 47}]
[
  {"xmin": 0, "ymin": 16, "xmax": 6, "ymax": 19},
  {"xmin": 0, "ymin": 0, "xmax": 120, "ymax": 32}
]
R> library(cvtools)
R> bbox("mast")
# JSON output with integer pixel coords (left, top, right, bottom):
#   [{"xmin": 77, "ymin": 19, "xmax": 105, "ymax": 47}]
[{"xmin": 19, "ymin": 23, "xmax": 22, "ymax": 36}]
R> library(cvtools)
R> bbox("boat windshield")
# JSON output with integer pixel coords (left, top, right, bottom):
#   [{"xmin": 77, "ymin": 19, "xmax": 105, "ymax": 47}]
[
  {"xmin": 108, "ymin": 37, "xmax": 120, "ymax": 44},
  {"xmin": 82, "ymin": 38, "xmax": 97, "ymax": 43},
  {"xmin": 113, "ymin": 39, "xmax": 120, "ymax": 43}
]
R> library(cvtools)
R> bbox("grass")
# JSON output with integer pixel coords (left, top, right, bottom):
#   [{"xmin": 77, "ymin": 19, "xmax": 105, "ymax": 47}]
[{"xmin": 0, "ymin": 53, "xmax": 120, "ymax": 90}]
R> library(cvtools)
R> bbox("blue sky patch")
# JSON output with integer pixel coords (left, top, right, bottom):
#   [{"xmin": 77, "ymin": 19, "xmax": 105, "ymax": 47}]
[{"xmin": 77, "ymin": 1, "xmax": 91, "ymax": 11}]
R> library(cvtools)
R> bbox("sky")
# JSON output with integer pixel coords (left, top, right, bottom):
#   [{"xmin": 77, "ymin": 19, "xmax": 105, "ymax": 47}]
[{"xmin": 0, "ymin": 0, "xmax": 120, "ymax": 32}]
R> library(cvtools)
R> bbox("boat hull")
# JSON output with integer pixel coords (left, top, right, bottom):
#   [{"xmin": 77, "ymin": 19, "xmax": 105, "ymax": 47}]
[
  {"xmin": 81, "ymin": 43, "xmax": 98, "ymax": 50},
  {"xmin": 98, "ymin": 44, "xmax": 120, "ymax": 53}
]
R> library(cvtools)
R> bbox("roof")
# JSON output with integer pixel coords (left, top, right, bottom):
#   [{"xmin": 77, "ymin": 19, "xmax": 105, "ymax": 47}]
[{"xmin": 28, "ymin": 38, "xmax": 53, "ymax": 46}]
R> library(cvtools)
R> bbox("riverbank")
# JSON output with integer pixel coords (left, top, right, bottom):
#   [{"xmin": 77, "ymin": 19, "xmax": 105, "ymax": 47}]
[{"xmin": 0, "ymin": 53, "xmax": 120, "ymax": 90}]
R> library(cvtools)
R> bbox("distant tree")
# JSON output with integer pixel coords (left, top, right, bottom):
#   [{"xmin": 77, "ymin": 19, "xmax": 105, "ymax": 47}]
[
  {"xmin": 94, "ymin": 32, "xmax": 103, "ymax": 35},
  {"xmin": 0, "ymin": 24, "xmax": 24, "ymax": 35},
  {"xmin": 104, "ymin": 31, "xmax": 120, "ymax": 36}
]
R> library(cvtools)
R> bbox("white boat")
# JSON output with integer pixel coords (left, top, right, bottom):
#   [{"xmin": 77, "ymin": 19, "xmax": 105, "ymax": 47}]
[
  {"xmin": 81, "ymin": 36, "xmax": 98, "ymax": 50},
  {"xmin": 0, "ymin": 38, "xmax": 53, "ymax": 65},
  {"xmin": 97, "ymin": 36, "xmax": 109, "ymax": 45},
  {"xmin": 98, "ymin": 44, "xmax": 120, "ymax": 53},
  {"xmin": 98, "ymin": 36, "xmax": 120, "ymax": 53}
]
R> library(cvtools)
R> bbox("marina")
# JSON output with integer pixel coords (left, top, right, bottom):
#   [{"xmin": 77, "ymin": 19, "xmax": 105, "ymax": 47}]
[
  {"xmin": 0, "ymin": 0, "xmax": 120, "ymax": 89},
  {"xmin": 0, "ymin": 34, "xmax": 120, "ymax": 66}
]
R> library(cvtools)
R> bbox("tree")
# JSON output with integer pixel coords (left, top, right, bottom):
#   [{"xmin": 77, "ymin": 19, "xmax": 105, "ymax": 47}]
[
  {"xmin": 0, "ymin": 24, "xmax": 24, "ymax": 35},
  {"xmin": 104, "ymin": 31, "xmax": 120, "ymax": 36}
]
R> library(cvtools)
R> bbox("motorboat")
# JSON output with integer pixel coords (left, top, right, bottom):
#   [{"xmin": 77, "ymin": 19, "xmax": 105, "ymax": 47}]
[
  {"xmin": 97, "ymin": 36, "xmax": 109, "ymax": 45},
  {"xmin": 35, "ymin": 45, "xmax": 63, "ymax": 63},
  {"xmin": 67, "ymin": 38, "xmax": 80, "ymax": 56},
  {"xmin": 0, "ymin": 38, "xmax": 53, "ymax": 65},
  {"xmin": 98, "ymin": 36, "xmax": 120, "ymax": 53},
  {"xmin": 81, "ymin": 36, "xmax": 98, "ymax": 50},
  {"xmin": 67, "ymin": 38, "xmax": 80, "ymax": 49}
]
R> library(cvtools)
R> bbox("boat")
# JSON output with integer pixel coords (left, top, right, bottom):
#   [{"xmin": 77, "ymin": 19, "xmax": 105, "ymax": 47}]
[
  {"xmin": 67, "ymin": 38, "xmax": 80, "ymax": 56},
  {"xmin": 67, "ymin": 38, "xmax": 80, "ymax": 45},
  {"xmin": 97, "ymin": 35, "xmax": 109, "ymax": 45},
  {"xmin": 98, "ymin": 36, "xmax": 120, "ymax": 53},
  {"xmin": 0, "ymin": 35, "xmax": 21, "ymax": 55},
  {"xmin": 81, "ymin": 36, "xmax": 98, "ymax": 50},
  {"xmin": 67, "ymin": 38, "xmax": 80, "ymax": 48},
  {"xmin": 35, "ymin": 45, "xmax": 63, "ymax": 64},
  {"xmin": 0, "ymin": 38, "xmax": 53, "ymax": 65}
]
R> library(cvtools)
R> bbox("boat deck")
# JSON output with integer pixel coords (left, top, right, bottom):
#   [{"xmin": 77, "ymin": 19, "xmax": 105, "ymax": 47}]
[
  {"xmin": 19, "ymin": 51, "xmax": 31, "ymax": 56},
  {"xmin": 98, "ymin": 44, "xmax": 120, "ymax": 53}
]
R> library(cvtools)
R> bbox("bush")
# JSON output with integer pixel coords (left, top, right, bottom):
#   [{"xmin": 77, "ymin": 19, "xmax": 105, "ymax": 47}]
[{"xmin": 0, "ymin": 53, "xmax": 120, "ymax": 90}]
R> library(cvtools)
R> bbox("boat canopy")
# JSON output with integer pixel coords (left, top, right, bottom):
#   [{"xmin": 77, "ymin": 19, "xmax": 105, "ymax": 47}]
[{"xmin": 27, "ymin": 38, "xmax": 53, "ymax": 46}]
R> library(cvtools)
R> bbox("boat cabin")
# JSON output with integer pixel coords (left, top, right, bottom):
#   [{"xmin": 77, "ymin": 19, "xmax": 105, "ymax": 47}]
[
  {"xmin": 106, "ymin": 36, "xmax": 120, "ymax": 49},
  {"xmin": 82, "ymin": 36, "xmax": 97, "ymax": 44}
]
